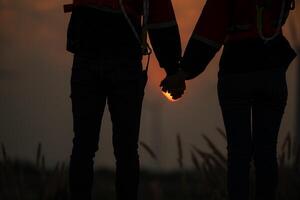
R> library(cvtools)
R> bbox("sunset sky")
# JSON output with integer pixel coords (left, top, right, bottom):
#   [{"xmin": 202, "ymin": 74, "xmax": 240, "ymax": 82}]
[{"xmin": 0, "ymin": 0, "xmax": 299, "ymax": 170}]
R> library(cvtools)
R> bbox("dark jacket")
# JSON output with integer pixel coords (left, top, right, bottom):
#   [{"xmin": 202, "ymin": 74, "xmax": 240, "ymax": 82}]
[
  {"xmin": 181, "ymin": 0, "xmax": 297, "ymax": 79},
  {"xmin": 66, "ymin": 0, "xmax": 182, "ymax": 75}
]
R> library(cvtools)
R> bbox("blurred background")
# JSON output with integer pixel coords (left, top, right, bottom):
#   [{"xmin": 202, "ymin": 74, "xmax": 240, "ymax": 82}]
[{"xmin": 0, "ymin": 0, "xmax": 299, "ymax": 199}]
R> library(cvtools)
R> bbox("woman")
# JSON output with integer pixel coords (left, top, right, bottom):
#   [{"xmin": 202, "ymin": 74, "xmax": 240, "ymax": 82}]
[{"xmin": 179, "ymin": 0, "xmax": 297, "ymax": 199}]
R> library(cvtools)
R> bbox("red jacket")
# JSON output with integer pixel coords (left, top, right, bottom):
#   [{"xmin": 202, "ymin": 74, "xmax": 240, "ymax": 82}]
[
  {"xmin": 182, "ymin": 0, "xmax": 296, "ymax": 79},
  {"xmin": 193, "ymin": 0, "xmax": 290, "ymax": 45},
  {"xmin": 66, "ymin": 0, "xmax": 181, "ymax": 75},
  {"xmin": 70, "ymin": 0, "xmax": 177, "ymax": 25}
]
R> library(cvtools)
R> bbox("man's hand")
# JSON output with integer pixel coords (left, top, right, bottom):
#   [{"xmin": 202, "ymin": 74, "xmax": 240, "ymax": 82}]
[{"xmin": 160, "ymin": 70, "xmax": 186, "ymax": 100}]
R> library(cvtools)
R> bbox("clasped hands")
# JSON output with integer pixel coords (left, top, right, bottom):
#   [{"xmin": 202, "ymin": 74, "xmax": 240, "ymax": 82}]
[{"xmin": 160, "ymin": 69, "xmax": 187, "ymax": 100}]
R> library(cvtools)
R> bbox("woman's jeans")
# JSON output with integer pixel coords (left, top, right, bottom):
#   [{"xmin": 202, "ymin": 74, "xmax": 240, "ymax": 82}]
[
  {"xmin": 69, "ymin": 54, "xmax": 147, "ymax": 200},
  {"xmin": 217, "ymin": 68, "xmax": 288, "ymax": 200}
]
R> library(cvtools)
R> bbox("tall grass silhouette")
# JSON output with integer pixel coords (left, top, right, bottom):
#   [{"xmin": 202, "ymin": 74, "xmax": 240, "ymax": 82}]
[{"xmin": 2, "ymin": 128, "xmax": 298, "ymax": 200}]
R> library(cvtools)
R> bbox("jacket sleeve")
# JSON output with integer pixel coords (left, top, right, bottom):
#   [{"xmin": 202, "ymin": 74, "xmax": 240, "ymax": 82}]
[
  {"xmin": 181, "ymin": 0, "xmax": 230, "ymax": 80},
  {"xmin": 147, "ymin": 0, "xmax": 182, "ymax": 75}
]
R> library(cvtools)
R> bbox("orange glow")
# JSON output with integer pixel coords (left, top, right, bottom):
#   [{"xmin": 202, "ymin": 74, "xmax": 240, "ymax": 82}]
[{"xmin": 162, "ymin": 91, "xmax": 179, "ymax": 102}]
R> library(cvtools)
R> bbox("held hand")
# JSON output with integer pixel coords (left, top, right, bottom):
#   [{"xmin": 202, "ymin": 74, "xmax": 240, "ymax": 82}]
[{"xmin": 160, "ymin": 70, "xmax": 186, "ymax": 100}]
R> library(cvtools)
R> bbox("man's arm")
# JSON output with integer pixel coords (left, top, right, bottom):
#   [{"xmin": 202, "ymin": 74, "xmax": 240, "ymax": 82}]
[
  {"xmin": 147, "ymin": 0, "xmax": 182, "ymax": 75},
  {"xmin": 181, "ymin": 0, "xmax": 230, "ymax": 80}
]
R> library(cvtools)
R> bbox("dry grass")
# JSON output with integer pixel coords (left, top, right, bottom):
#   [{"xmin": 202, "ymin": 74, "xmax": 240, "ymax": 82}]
[
  {"xmin": 1, "ymin": 129, "xmax": 300, "ymax": 200},
  {"xmin": 0, "ymin": 143, "xmax": 69, "ymax": 200},
  {"xmin": 140, "ymin": 129, "xmax": 300, "ymax": 200}
]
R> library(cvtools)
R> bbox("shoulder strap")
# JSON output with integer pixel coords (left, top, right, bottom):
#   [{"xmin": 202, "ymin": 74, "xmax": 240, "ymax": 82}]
[
  {"xmin": 119, "ymin": 0, "xmax": 152, "ymax": 56},
  {"xmin": 119, "ymin": 0, "xmax": 152, "ymax": 71},
  {"xmin": 257, "ymin": 0, "xmax": 292, "ymax": 42},
  {"xmin": 256, "ymin": 0, "xmax": 289, "ymax": 43}
]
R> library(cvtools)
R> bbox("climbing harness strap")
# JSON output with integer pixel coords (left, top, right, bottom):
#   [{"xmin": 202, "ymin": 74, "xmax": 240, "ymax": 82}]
[
  {"xmin": 118, "ymin": 0, "xmax": 152, "ymax": 72},
  {"xmin": 257, "ymin": 0, "xmax": 284, "ymax": 42},
  {"xmin": 256, "ymin": 0, "xmax": 295, "ymax": 42},
  {"xmin": 228, "ymin": 0, "xmax": 295, "ymax": 42}
]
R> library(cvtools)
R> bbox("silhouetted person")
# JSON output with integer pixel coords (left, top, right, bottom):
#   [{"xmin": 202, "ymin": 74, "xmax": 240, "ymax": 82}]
[
  {"xmin": 64, "ymin": 0, "xmax": 181, "ymax": 200},
  {"xmin": 166, "ymin": 0, "xmax": 297, "ymax": 199}
]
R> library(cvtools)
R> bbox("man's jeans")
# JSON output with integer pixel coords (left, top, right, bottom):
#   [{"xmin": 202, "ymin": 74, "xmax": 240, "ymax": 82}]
[
  {"xmin": 217, "ymin": 68, "xmax": 288, "ymax": 200},
  {"xmin": 69, "ymin": 54, "xmax": 147, "ymax": 200}
]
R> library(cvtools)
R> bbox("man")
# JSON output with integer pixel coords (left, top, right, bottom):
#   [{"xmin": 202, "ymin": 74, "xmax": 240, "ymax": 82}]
[
  {"xmin": 64, "ymin": 0, "xmax": 181, "ymax": 200},
  {"xmin": 165, "ymin": 0, "xmax": 296, "ymax": 199}
]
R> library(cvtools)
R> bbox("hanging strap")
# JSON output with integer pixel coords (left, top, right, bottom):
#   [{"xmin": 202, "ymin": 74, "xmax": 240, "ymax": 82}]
[
  {"xmin": 228, "ymin": 0, "xmax": 295, "ymax": 42},
  {"xmin": 256, "ymin": 0, "xmax": 290, "ymax": 43},
  {"xmin": 118, "ymin": 0, "xmax": 152, "ymax": 72},
  {"xmin": 118, "ymin": 0, "xmax": 152, "ymax": 55}
]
